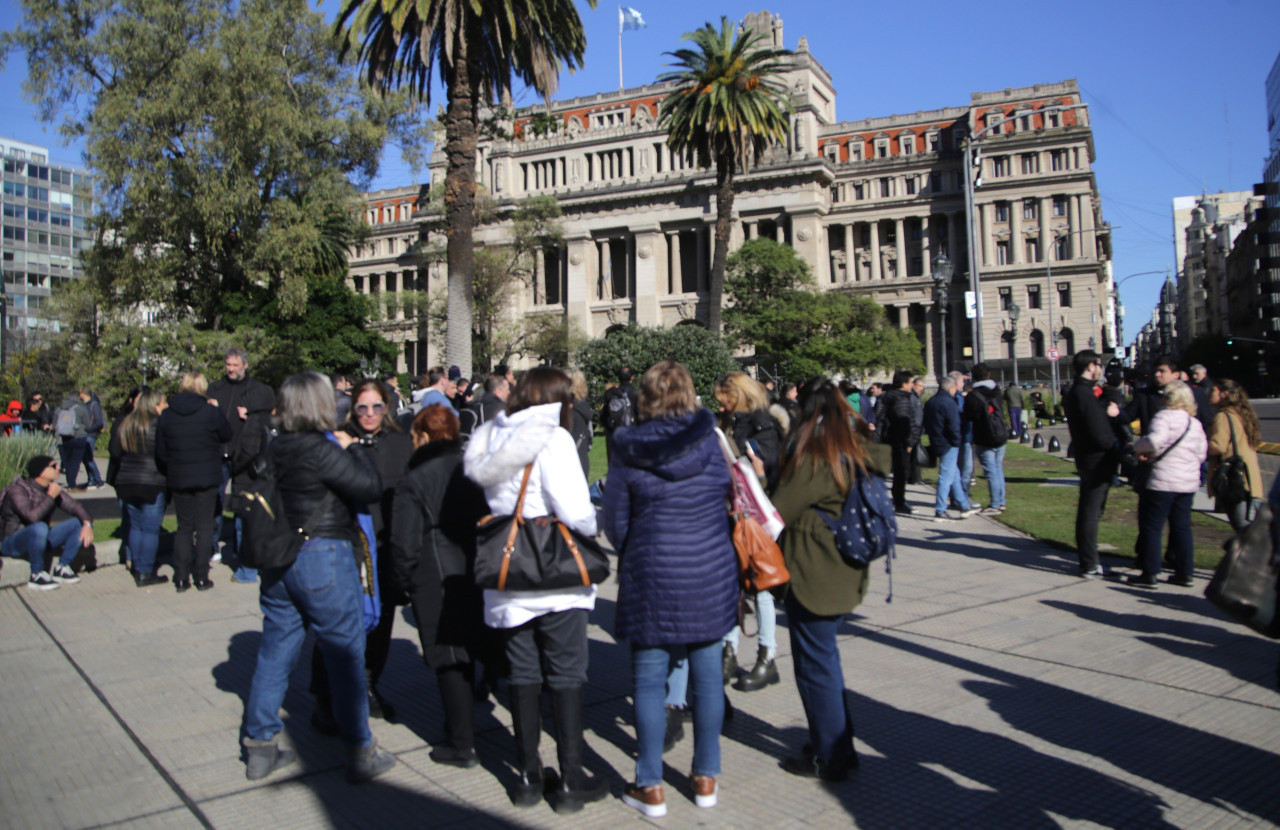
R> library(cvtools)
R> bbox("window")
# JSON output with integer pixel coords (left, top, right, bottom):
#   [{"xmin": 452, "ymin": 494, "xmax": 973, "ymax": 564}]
[
  {"xmin": 1017, "ymin": 110, "xmax": 1033, "ymax": 132},
  {"xmin": 849, "ymin": 142, "xmax": 862, "ymax": 162},
  {"xmin": 1027, "ymin": 285, "xmax": 1041, "ymax": 309},
  {"xmin": 1053, "ymin": 195, "xmax": 1067, "ymax": 216},
  {"xmin": 853, "ymin": 183, "xmax": 864, "ymax": 200},
  {"xmin": 1060, "ymin": 327, "xmax": 1075, "ymax": 354},
  {"xmin": 927, "ymin": 131, "xmax": 940, "ymax": 152},
  {"xmin": 3, "ymin": 181, "xmax": 24, "ymax": 197},
  {"xmin": 2, "ymin": 204, "xmax": 19, "ymax": 219},
  {"xmin": 1023, "ymin": 200, "xmax": 1037, "ymax": 220},
  {"xmin": 996, "ymin": 240, "xmax": 1010, "ymax": 265},
  {"xmin": 823, "ymin": 142, "xmax": 839, "ymax": 163},
  {"xmin": 986, "ymin": 112, "xmax": 1003, "ymax": 132},
  {"xmin": 1058, "ymin": 282, "xmax": 1072, "ymax": 307},
  {"xmin": 930, "ymin": 172, "xmax": 942, "ymax": 192},
  {"xmin": 1025, "ymin": 239, "xmax": 1040, "ymax": 262},
  {"xmin": 1020, "ymin": 153, "xmax": 1040, "ymax": 175},
  {"xmin": 1029, "ymin": 329, "xmax": 1045, "ymax": 358},
  {"xmin": 874, "ymin": 137, "xmax": 889, "ymax": 158},
  {"xmin": 904, "ymin": 177, "xmax": 917, "ymax": 195},
  {"xmin": 2, "ymin": 226, "xmax": 24, "ymax": 242},
  {"xmin": 899, "ymin": 134, "xmax": 915, "ymax": 155},
  {"xmin": 995, "ymin": 202, "xmax": 1009, "ymax": 222},
  {"xmin": 991, "ymin": 156, "xmax": 1010, "ymax": 177},
  {"xmin": 1054, "ymin": 236, "xmax": 1068, "ymax": 261},
  {"xmin": 999, "ymin": 287, "xmax": 1012, "ymax": 310},
  {"xmin": 879, "ymin": 178, "xmax": 892, "ymax": 198},
  {"xmin": 1046, "ymin": 110, "xmax": 1061, "ymax": 129},
  {"xmin": 1050, "ymin": 150, "xmax": 1067, "ymax": 171}
]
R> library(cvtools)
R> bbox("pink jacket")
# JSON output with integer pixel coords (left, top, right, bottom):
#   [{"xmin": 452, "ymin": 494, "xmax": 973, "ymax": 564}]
[{"xmin": 1134, "ymin": 409, "xmax": 1207, "ymax": 494}]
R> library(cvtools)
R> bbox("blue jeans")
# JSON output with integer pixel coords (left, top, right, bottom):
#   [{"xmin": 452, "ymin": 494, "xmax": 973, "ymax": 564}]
[
  {"xmin": 666, "ymin": 654, "xmax": 688, "ymax": 707},
  {"xmin": 1, "ymin": 519, "xmax": 82, "ymax": 574},
  {"xmin": 83, "ymin": 435, "xmax": 104, "ymax": 486},
  {"xmin": 1136, "ymin": 490, "xmax": 1194, "ymax": 578},
  {"xmin": 124, "ymin": 491, "xmax": 166, "ymax": 576},
  {"xmin": 245, "ymin": 537, "xmax": 370, "ymax": 746},
  {"xmin": 935, "ymin": 446, "xmax": 972, "ymax": 514},
  {"xmin": 117, "ymin": 499, "xmax": 132, "ymax": 563},
  {"xmin": 723, "ymin": 589, "xmax": 776, "ymax": 652},
  {"xmin": 785, "ymin": 594, "xmax": 856, "ymax": 764},
  {"xmin": 214, "ymin": 460, "xmax": 257, "ymax": 582},
  {"xmin": 59, "ymin": 437, "xmax": 88, "ymax": 488},
  {"xmin": 1009, "ymin": 407, "xmax": 1022, "ymax": 436},
  {"xmin": 975, "ymin": 444, "xmax": 1007, "ymax": 510},
  {"xmin": 958, "ymin": 442, "xmax": 974, "ymax": 501},
  {"xmin": 632, "ymin": 640, "xmax": 723, "ymax": 786}
]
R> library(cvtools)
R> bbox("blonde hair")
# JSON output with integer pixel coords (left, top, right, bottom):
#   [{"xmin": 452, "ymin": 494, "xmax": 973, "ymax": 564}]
[
  {"xmin": 714, "ymin": 372, "xmax": 769, "ymax": 414},
  {"xmin": 120, "ymin": 389, "xmax": 166, "ymax": 453},
  {"xmin": 1162, "ymin": 380, "xmax": 1197, "ymax": 415},
  {"xmin": 179, "ymin": 372, "xmax": 208, "ymax": 396},
  {"xmin": 570, "ymin": 369, "xmax": 589, "ymax": 403}
]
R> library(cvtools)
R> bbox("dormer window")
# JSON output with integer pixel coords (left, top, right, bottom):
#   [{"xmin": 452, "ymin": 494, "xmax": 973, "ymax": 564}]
[
  {"xmin": 926, "ymin": 130, "xmax": 941, "ymax": 152},
  {"xmin": 849, "ymin": 141, "xmax": 863, "ymax": 162},
  {"xmin": 823, "ymin": 142, "xmax": 839, "ymax": 163},
  {"xmin": 899, "ymin": 133, "xmax": 915, "ymax": 155},
  {"xmin": 985, "ymin": 112, "xmax": 1003, "ymax": 133},
  {"xmin": 874, "ymin": 135, "xmax": 890, "ymax": 158}
]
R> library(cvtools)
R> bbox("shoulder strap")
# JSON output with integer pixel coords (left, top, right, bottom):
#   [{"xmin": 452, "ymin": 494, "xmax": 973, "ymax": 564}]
[
  {"xmin": 497, "ymin": 464, "xmax": 535, "ymax": 591},
  {"xmin": 1152, "ymin": 414, "xmax": 1193, "ymax": 464}
]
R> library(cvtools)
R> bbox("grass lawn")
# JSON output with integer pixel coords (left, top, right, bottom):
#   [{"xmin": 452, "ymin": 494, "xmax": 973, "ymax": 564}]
[{"xmin": 923, "ymin": 442, "xmax": 1235, "ymax": 570}]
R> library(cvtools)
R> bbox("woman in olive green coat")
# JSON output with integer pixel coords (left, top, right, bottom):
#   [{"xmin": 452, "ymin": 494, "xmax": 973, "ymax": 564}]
[{"xmin": 771, "ymin": 378, "xmax": 887, "ymax": 782}]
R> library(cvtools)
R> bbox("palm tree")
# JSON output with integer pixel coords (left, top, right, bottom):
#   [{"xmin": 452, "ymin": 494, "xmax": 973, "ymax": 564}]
[
  {"xmin": 336, "ymin": 0, "xmax": 596, "ymax": 374},
  {"xmin": 658, "ymin": 17, "xmax": 792, "ymax": 334}
]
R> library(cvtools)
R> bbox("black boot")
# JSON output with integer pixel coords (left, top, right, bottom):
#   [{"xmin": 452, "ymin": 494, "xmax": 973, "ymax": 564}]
[
  {"xmin": 721, "ymin": 642, "xmax": 738, "ymax": 685},
  {"xmin": 550, "ymin": 686, "xmax": 609, "ymax": 814},
  {"xmin": 508, "ymin": 684, "xmax": 545, "ymax": 808},
  {"xmin": 733, "ymin": 646, "xmax": 780, "ymax": 692},
  {"xmin": 430, "ymin": 666, "xmax": 479, "ymax": 768}
]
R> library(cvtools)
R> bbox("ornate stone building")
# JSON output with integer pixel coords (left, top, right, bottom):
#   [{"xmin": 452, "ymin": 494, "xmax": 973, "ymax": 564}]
[{"xmin": 352, "ymin": 12, "xmax": 1114, "ymax": 381}]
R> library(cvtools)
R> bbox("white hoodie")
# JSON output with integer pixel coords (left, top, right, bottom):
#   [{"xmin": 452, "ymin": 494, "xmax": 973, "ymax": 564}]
[{"xmin": 464, "ymin": 402, "xmax": 598, "ymax": 628}]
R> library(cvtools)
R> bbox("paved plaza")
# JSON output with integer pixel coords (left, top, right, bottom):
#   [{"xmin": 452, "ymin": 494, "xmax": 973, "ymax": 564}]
[{"xmin": 3, "ymin": 480, "xmax": 1280, "ymax": 829}]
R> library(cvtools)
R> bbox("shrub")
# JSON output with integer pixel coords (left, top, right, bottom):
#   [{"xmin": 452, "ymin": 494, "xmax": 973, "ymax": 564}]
[{"xmin": 575, "ymin": 324, "xmax": 739, "ymax": 406}]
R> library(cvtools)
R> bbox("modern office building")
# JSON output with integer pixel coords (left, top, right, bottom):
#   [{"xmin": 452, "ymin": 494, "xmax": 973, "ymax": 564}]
[
  {"xmin": 352, "ymin": 12, "xmax": 1114, "ymax": 381},
  {"xmin": 0, "ymin": 138, "xmax": 92, "ymax": 341}
]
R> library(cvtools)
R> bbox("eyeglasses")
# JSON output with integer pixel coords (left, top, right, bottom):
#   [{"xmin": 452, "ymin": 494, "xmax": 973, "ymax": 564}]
[
  {"xmin": 355, "ymin": 402, "xmax": 387, "ymax": 416},
  {"xmin": 31, "ymin": 397, "xmax": 42, "ymax": 402}
]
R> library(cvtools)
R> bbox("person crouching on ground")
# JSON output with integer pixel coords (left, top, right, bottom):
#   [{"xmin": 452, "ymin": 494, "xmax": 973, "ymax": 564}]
[{"xmin": 0, "ymin": 455, "xmax": 92, "ymax": 590}]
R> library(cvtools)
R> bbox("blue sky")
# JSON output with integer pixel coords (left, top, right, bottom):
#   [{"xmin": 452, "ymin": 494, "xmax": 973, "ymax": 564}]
[{"xmin": 2, "ymin": 0, "xmax": 1278, "ymax": 348}]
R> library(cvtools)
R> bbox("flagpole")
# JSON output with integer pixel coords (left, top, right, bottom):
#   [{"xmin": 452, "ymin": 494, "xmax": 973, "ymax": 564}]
[{"xmin": 618, "ymin": 5, "xmax": 624, "ymax": 91}]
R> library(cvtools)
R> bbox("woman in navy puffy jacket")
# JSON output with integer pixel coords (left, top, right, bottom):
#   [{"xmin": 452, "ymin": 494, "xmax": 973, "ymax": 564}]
[{"xmin": 604, "ymin": 360, "xmax": 739, "ymax": 818}]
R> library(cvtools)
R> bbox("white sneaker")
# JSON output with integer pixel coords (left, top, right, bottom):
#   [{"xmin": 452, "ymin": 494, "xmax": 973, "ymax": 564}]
[
  {"xmin": 958, "ymin": 508, "xmax": 980, "ymax": 519},
  {"xmin": 51, "ymin": 564, "xmax": 81, "ymax": 584},
  {"xmin": 210, "ymin": 551, "xmax": 223, "ymax": 565},
  {"xmin": 28, "ymin": 572, "xmax": 59, "ymax": 591}
]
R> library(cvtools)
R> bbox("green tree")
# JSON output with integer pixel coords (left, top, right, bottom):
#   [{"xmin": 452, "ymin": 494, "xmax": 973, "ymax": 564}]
[
  {"xmin": 576, "ymin": 324, "xmax": 739, "ymax": 405},
  {"xmin": 336, "ymin": 0, "xmax": 598, "ymax": 377},
  {"xmin": 1, "ymin": 0, "xmax": 414, "ymax": 327},
  {"xmin": 658, "ymin": 18, "xmax": 792, "ymax": 334},
  {"xmin": 724, "ymin": 238, "xmax": 923, "ymax": 380}
]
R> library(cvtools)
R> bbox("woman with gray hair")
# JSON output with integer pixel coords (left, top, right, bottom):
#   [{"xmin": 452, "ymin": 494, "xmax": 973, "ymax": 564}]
[
  {"xmin": 240, "ymin": 371, "xmax": 396, "ymax": 784},
  {"xmin": 1128, "ymin": 380, "xmax": 1207, "ymax": 588}
]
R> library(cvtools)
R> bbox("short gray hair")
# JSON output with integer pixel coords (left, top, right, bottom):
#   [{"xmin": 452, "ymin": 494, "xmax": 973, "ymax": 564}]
[
  {"xmin": 939, "ymin": 375, "xmax": 957, "ymax": 391},
  {"xmin": 277, "ymin": 371, "xmax": 336, "ymax": 433},
  {"xmin": 226, "ymin": 347, "xmax": 248, "ymax": 365}
]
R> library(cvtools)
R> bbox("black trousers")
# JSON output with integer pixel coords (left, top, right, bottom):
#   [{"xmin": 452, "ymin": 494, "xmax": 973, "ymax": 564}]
[
  {"xmin": 891, "ymin": 444, "xmax": 912, "ymax": 510},
  {"xmin": 1075, "ymin": 465, "xmax": 1113, "ymax": 573},
  {"xmin": 172, "ymin": 486, "xmax": 219, "ymax": 583},
  {"xmin": 504, "ymin": 608, "xmax": 589, "ymax": 691}
]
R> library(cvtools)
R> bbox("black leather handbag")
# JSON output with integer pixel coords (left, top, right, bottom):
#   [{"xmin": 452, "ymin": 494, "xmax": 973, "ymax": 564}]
[
  {"xmin": 1211, "ymin": 414, "xmax": 1253, "ymax": 505},
  {"xmin": 474, "ymin": 464, "xmax": 610, "ymax": 591},
  {"xmin": 1205, "ymin": 504, "xmax": 1279, "ymax": 638}
]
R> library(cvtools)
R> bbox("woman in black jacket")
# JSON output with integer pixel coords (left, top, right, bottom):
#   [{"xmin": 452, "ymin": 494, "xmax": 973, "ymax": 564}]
[
  {"xmin": 241, "ymin": 371, "xmax": 395, "ymax": 784},
  {"xmin": 310, "ymin": 379, "xmax": 412, "ymax": 731},
  {"xmin": 389, "ymin": 404, "xmax": 493, "ymax": 768},
  {"xmin": 108, "ymin": 388, "xmax": 169, "ymax": 587},
  {"xmin": 156, "ymin": 373, "xmax": 232, "ymax": 591}
]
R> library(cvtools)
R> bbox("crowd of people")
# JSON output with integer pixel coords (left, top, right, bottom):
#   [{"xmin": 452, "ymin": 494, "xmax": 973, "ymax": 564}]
[{"xmin": 2, "ymin": 344, "xmax": 1273, "ymax": 808}]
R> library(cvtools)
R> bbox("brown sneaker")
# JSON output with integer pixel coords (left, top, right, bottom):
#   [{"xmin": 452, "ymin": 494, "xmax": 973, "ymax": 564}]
[
  {"xmin": 692, "ymin": 774, "xmax": 717, "ymax": 808},
  {"xmin": 622, "ymin": 784, "xmax": 666, "ymax": 818}
]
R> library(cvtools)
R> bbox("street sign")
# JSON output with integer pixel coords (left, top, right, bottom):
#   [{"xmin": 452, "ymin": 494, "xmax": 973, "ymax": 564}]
[
  {"xmin": 964, "ymin": 291, "xmax": 983, "ymax": 319},
  {"xmin": 1047, "ymin": 348, "xmax": 1060, "ymax": 361}
]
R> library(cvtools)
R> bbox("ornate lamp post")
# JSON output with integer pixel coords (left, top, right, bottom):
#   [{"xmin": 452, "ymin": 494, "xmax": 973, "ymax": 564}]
[
  {"xmin": 1008, "ymin": 301, "xmax": 1021, "ymax": 387},
  {"xmin": 933, "ymin": 252, "xmax": 954, "ymax": 379}
]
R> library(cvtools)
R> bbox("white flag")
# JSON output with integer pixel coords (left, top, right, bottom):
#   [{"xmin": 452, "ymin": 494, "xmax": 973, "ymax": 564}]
[{"xmin": 619, "ymin": 6, "xmax": 645, "ymax": 31}]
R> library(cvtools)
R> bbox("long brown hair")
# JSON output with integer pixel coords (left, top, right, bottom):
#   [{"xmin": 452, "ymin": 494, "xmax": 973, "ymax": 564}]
[
  {"xmin": 506, "ymin": 366, "xmax": 574, "ymax": 431},
  {"xmin": 779, "ymin": 377, "xmax": 869, "ymax": 493},
  {"xmin": 346, "ymin": 379, "xmax": 400, "ymax": 434},
  {"xmin": 1214, "ymin": 379, "xmax": 1262, "ymax": 447}
]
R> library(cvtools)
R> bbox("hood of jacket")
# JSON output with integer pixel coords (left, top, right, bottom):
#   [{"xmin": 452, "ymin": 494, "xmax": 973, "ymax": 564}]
[
  {"xmin": 610, "ymin": 409, "xmax": 716, "ymax": 481},
  {"xmin": 408, "ymin": 437, "xmax": 462, "ymax": 471},
  {"xmin": 167, "ymin": 391, "xmax": 210, "ymax": 416},
  {"xmin": 464, "ymin": 402, "xmax": 561, "ymax": 488},
  {"xmin": 60, "ymin": 394, "xmax": 82, "ymax": 410},
  {"xmin": 973, "ymin": 379, "xmax": 998, "ymax": 391}
]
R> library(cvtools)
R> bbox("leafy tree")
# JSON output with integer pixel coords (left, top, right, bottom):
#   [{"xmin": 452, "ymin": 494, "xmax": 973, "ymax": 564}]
[
  {"xmin": 336, "ymin": 0, "xmax": 598, "ymax": 377},
  {"xmin": 576, "ymin": 324, "xmax": 738, "ymax": 405},
  {"xmin": 658, "ymin": 18, "xmax": 792, "ymax": 334},
  {"xmin": 1, "ymin": 0, "xmax": 415, "ymax": 327},
  {"xmin": 724, "ymin": 238, "xmax": 923, "ymax": 380}
]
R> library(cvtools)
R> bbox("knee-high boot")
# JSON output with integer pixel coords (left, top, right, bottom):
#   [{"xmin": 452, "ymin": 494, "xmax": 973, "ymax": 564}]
[
  {"xmin": 508, "ymin": 683, "xmax": 545, "ymax": 807},
  {"xmin": 549, "ymin": 685, "xmax": 609, "ymax": 814}
]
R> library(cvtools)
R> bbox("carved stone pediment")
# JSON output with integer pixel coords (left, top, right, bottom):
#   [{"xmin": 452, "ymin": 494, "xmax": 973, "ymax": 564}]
[
  {"xmin": 676, "ymin": 300, "xmax": 696, "ymax": 319},
  {"xmin": 606, "ymin": 305, "xmax": 627, "ymax": 325}
]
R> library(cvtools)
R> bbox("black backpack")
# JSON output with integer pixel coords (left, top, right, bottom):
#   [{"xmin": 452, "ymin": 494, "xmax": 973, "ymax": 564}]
[
  {"xmin": 602, "ymin": 386, "xmax": 633, "ymax": 430},
  {"xmin": 232, "ymin": 435, "xmax": 335, "ymax": 570},
  {"xmin": 972, "ymin": 388, "xmax": 1009, "ymax": 447}
]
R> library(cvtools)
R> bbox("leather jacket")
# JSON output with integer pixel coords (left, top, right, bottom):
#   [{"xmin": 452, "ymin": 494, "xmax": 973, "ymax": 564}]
[{"xmin": 266, "ymin": 431, "xmax": 382, "ymax": 543}]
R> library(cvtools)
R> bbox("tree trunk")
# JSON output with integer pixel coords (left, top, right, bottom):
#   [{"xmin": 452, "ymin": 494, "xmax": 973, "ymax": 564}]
[
  {"xmin": 443, "ymin": 35, "xmax": 477, "ymax": 375},
  {"xmin": 708, "ymin": 150, "xmax": 737, "ymax": 334}
]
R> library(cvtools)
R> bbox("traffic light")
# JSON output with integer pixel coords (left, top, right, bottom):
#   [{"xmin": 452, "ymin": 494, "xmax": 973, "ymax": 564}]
[{"xmin": 1227, "ymin": 338, "xmax": 1234, "ymax": 346}]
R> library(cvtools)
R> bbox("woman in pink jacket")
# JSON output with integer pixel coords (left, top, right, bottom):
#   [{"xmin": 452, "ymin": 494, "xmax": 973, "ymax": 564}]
[{"xmin": 1128, "ymin": 381, "xmax": 1207, "ymax": 588}]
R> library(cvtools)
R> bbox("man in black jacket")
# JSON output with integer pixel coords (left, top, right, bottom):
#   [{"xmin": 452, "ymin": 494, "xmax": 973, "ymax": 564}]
[
  {"xmin": 1064, "ymin": 350, "xmax": 1121, "ymax": 578},
  {"xmin": 964, "ymin": 364, "xmax": 1009, "ymax": 515},
  {"xmin": 209, "ymin": 347, "xmax": 276, "ymax": 583},
  {"xmin": 459, "ymin": 373, "xmax": 510, "ymax": 443},
  {"xmin": 876, "ymin": 370, "xmax": 921, "ymax": 514}
]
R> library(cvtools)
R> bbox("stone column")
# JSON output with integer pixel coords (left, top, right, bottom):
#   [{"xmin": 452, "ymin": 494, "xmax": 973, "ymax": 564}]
[
  {"xmin": 1068, "ymin": 195, "xmax": 1080, "ymax": 259},
  {"xmin": 632, "ymin": 226, "xmax": 662, "ymax": 325},
  {"xmin": 894, "ymin": 217, "xmax": 906, "ymax": 278},
  {"xmin": 1040, "ymin": 197, "xmax": 1052, "ymax": 263},
  {"xmin": 793, "ymin": 214, "xmax": 825, "ymax": 284},
  {"xmin": 980, "ymin": 203, "xmax": 994, "ymax": 267},
  {"xmin": 747, "ymin": 221, "xmax": 758, "ymax": 239},
  {"xmin": 869, "ymin": 221, "xmax": 882, "ymax": 281},
  {"xmin": 1080, "ymin": 192, "xmax": 1095, "ymax": 260},
  {"xmin": 1010, "ymin": 202, "xmax": 1023, "ymax": 264},
  {"xmin": 776, "ymin": 221, "xmax": 785, "ymax": 245},
  {"xmin": 844, "ymin": 223, "xmax": 855, "ymax": 282},
  {"xmin": 564, "ymin": 235, "xmax": 593, "ymax": 336},
  {"xmin": 895, "ymin": 304, "xmax": 907, "ymax": 328},
  {"xmin": 532, "ymin": 249, "xmax": 543, "ymax": 305},
  {"xmin": 923, "ymin": 310, "xmax": 935, "ymax": 380},
  {"xmin": 922, "ymin": 216, "xmax": 933, "ymax": 278},
  {"xmin": 668, "ymin": 231, "xmax": 681, "ymax": 294}
]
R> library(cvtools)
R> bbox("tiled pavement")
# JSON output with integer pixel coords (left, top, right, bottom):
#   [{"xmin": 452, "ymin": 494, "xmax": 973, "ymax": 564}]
[{"xmin": 3, "ymin": 481, "xmax": 1280, "ymax": 829}]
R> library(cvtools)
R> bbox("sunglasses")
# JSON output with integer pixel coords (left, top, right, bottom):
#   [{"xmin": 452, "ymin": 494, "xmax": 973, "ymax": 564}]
[
  {"xmin": 32, "ymin": 397, "xmax": 42, "ymax": 402},
  {"xmin": 355, "ymin": 402, "xmax": 387, "ymax": 416},
  {"xmin": 47, "ymin": 462, "xmax": 59, "ymax": 470}
]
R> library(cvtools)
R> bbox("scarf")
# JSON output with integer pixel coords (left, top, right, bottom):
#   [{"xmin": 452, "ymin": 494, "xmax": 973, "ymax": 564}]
[{"xmin": 325, "ymin": 432, "xmax": 380, "ymax": 632}]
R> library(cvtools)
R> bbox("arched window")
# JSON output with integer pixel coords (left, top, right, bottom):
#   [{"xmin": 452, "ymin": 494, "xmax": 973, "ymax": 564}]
[
  {"xmin": 1001, "ymin": 330, "xmax": 1016, "ymax": 359},
  {"xmin": 1029, "ymin": 329, "xmax": 1045, "ymax": 358},
  {"xmin": 1059, "ymin": 327, "xmax": 1075, "ymax": 355}
]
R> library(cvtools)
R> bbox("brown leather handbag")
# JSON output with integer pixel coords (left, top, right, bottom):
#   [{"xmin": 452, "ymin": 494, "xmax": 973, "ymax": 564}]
[
  {"xmin": 732, "ymin": 508, "xmax": 790, "ymax": 593},
  {"xmin": 474, "ymin": 464, "xmax": 610, "ymax": 591}
]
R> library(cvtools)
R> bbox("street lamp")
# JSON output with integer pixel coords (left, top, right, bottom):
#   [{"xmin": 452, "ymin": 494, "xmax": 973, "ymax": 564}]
[
  {"xmin": 1008, "ymin": 301, "xmax": 1021, "ymax": 387},
  {"xmin": 933, "ymin": 252, "xmax": 954, "ymax": 379}
]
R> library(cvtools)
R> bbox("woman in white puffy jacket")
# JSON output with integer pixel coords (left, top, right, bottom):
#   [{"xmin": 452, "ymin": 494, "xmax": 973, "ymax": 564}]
[
  {"xmin": 463, "ymin": 367, "xmax": 608, "ymax": 815},
  {"xmin": 1128, "ymin": 380, "xmax": 1207, "ymax": 588}
]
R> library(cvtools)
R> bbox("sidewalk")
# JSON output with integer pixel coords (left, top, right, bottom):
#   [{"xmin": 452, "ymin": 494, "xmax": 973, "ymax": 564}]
[{"xmin": 3, "ymin": 481, "xmax": 1280, "ymax": 828}]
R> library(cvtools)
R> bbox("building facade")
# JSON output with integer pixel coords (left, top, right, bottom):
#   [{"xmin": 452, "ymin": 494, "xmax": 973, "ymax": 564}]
[
  {"xmin": 0, "ymin": 138, "xmax": 93, "ymax": 342},
  {"xmin": 354, "ymin": 13, "xmax": 1114, "ymax": 381},
  {"xmin": 1171, "ymin": 191, "xmax": 1253, "ymax": 349}
]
